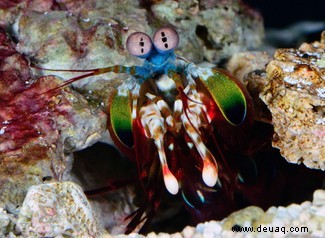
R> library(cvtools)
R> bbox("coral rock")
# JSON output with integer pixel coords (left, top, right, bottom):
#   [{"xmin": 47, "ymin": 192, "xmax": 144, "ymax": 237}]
[
  {"xmin": 16, "ymin": 181, "xmax": 108, "ymax": 237},
  {"xmin": 15, "ymin": 1, "xmax": 149, "ymax": 88},
  {"xmin": 120, "ymin": 189, "xmax": 325, "ymax": 237},
  {"xmin": 227, "ymin": 51, "xmax": 272, "ymax": 82},
  {"xmin": 151, "ymin": 0, "xmax": 264, "ymax": 63},
  {"xmin": 0, "ymin": 27, "xmax": 106, "ymax": 213},
  {"xmin": 0, "ymin": 207, "xmax": 16, "ymax": 237},
  {"xmin": 260, "ymin": 35, "xmax": 325, "ymax": 169},
  {"xmin": 8, "ymin": 0, "xmax": 264, "ymax": 85}
]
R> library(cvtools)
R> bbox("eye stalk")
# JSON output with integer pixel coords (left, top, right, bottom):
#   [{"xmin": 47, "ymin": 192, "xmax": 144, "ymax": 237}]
[
  {"xmin": 153, "ymin": 27, "xmax": 179, "ymax": 54},
  {"xmin": 126, "ymin": 32, "xmax": 153, "ymax": 58}
]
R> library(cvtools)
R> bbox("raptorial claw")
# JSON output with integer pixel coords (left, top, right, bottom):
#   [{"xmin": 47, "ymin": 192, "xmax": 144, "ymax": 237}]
[
  {"xmin": 162, "ymin": 165, "xmax": 179, "ymax": 195},
  {"xmin": 202, "ymin": 160, "xmax": 218, "ymax": 187},
  {"xmin": 140, "ymin": 101, "xmax": 179, "ymax": 195},
  {"xmin": 180, "ymin": 99, "xmax": 219, "ymax": 188}
]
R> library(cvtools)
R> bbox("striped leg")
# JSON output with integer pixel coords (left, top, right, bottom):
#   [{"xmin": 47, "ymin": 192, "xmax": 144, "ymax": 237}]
[{"xmin": 139, "ymin": 99, "xmax": 179, "ymax": 195}]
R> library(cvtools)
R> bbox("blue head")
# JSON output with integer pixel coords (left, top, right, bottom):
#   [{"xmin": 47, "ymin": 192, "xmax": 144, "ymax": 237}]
[{"xmin": 126, "ymin": 27, "xmax": 179, "ymax": 75}]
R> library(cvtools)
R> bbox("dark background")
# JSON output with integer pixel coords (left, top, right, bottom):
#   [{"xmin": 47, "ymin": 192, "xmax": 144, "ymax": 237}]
[{"xmin": 244, "ymin": 0, "xmax": 325, "ymax": 28}]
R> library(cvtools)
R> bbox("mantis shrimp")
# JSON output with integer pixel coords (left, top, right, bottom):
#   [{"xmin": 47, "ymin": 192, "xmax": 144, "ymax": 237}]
[{"xmin": 36, "ymin": 26, "xmax": 254, "ymax": 233}]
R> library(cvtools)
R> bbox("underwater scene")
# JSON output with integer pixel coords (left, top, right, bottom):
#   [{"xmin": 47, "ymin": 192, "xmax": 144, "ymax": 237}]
[{"xmin": 0, "ymin": 0, "xmax": 324, "ymax": 237}]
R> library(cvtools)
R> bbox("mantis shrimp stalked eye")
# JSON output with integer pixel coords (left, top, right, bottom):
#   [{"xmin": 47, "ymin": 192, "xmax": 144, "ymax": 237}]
[
  {"xmin": 153, "ymin": 26, "xmax": 179, "ymax": 53},
  {"xmin": 126, "ymin": 32, "xmax": 152, "ymax": 58},
  {"xmin": 34, "ymin": 26, "xmax": 254, "ymax": 233}
]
